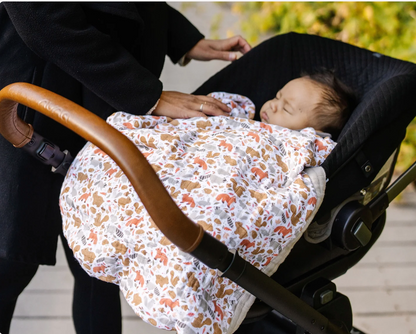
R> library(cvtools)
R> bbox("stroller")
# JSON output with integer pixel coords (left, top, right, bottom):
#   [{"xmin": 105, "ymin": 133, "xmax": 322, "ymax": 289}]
[{"xmin": 1, "ymin": 33, "xmax": 416, "ymax": 334}]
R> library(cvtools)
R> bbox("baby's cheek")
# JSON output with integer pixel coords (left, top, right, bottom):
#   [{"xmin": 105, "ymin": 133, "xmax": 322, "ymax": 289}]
[{"xmin": 260, "ymin": 101, "xmax": 270, "ymax": 112}]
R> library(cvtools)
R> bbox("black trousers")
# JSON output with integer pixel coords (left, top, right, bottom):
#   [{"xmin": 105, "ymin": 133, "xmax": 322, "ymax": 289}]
[{"xmin": 0, "ymin": 233, "xmax": 122, "ymax": 334}]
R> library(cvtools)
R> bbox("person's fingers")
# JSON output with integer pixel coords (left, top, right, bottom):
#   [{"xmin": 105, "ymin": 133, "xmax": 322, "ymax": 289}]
[
  {"xmin": 190, "ymin": 44, "xmax": 235, "ymax": 62},
  {"xmin": 153, "ymin": 91, "xmax": 234, "ymax": 118},
  {"xmin": 197, "ymin": 102, "xmax": 229, "ymax": 116},
  {"xmin": 195, "ymin": 95, "xmax": 232, "ymax": 113},
  {"xmin": 186, "ymin": 37, "xmax": 251, "ymax": 62},
  {"xmin": 220, "ymin": 35, "xmax": 252, "ymax": 54},
  {"xmin": 221, "ymin": 52, "xmax": 238, "ymax": 61},
  {"xmin": 233, "ymin": 35, "xmax": 252, "ymax": 54},
  {"xmin": 206, "ymin": 36, "xmax": 251, "ymax": 61},
  {"xmin": 153, "ymin": 100, "xmax": 208, "ymax": 119},
  {"xmin": 181, "ymin": 110, "xmax": 209, "ymax": 118},
  {"xmin": 191, "ymin": 97, "xmax": 233, "ymax": 116},
  {"xmin": 174, "ymin": 94, "xmax": 229, "ymax": 115}
]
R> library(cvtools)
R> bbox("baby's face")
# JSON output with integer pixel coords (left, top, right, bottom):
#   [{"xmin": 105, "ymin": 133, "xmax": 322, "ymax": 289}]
[{"xmin": 260, "ymin": 77, "xmax": 323, "ymax": 130}]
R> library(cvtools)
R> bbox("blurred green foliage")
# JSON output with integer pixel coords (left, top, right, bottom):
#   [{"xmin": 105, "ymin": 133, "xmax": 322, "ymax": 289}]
[{"xmin": 230, "ymin": 2, "xmax": 416, "ymax": 173}]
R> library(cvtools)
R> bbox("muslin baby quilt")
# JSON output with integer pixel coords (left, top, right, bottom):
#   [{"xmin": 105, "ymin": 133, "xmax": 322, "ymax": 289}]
[{"xmin": 60, "ymin": 93, "xmax": 336, "ymax": 334}]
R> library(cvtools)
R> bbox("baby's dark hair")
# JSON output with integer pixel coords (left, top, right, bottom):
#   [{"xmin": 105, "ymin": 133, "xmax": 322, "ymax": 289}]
[{"xmin": 301, "ymin": 69, "xmax": 358, "ymax": 138}]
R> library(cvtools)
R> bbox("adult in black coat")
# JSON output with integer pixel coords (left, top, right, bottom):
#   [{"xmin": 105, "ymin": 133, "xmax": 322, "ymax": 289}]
[{"xmin": 0, "ymin": 3, "xmax": 251, "ymax": 333}]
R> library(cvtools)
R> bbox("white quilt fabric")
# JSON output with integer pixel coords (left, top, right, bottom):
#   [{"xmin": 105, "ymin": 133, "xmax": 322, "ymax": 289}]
[{"xmin": 60, "ymin": 94, "xmax": 335, "ymax": 334}]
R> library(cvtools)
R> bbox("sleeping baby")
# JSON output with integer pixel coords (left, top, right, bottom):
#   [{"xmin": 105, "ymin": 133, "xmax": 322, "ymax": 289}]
[
  {"xmin": 214, "ymin": 69, "xmax": 357, "ymax": 138},
  {"xmin": 59, "ymin": 70, "xmax": 357, "ymax": 334}
]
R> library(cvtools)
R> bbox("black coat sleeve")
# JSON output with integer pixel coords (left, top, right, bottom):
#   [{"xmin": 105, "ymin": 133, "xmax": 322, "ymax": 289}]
[
  {"xmin": 4, "ymin": 2, "xmax": 163, "ymax": 114},
  {"xmin": 166, "ymin": 5, "xmax": 204, "ymax": 64}
]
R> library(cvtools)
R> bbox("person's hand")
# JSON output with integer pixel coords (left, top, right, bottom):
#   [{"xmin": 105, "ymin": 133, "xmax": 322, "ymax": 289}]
[
  {"xmin": 186, "ymin": 36, "xmax": 252, "ymax": 62},
  {"xmin": 152, "ymin": 91, "xmax": 232, "ymax": 119}
]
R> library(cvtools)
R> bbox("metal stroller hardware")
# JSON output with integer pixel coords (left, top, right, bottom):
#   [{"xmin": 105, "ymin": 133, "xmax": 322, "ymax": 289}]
[{"xmin": 332, "ymin": 158, "xmax": 416, "ymax": 251}]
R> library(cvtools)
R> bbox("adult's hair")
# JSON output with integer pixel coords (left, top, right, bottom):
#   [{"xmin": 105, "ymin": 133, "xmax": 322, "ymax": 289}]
[{"xmin": 302, "ymin": 69, "xmax": 358, "ymax": 138}]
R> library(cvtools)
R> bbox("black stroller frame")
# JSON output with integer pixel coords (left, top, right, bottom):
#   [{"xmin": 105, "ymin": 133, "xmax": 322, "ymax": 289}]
[{"xmin": 1, "ymin": 33, "xmax": 416, "ymax": 334}]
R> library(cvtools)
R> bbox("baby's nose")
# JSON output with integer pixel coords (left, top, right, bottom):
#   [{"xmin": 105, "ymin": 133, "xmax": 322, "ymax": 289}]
[{"xmin": 272, "ymin": 100, "xmax": 281, "ymax": 113}]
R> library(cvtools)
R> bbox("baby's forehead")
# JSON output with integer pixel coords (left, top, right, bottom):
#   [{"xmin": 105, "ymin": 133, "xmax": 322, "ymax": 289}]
[
  {"xmin": 283, "ymin": 77, "xmax": 325, "ymax": 99},
  {"xmin": 290, "ymin": 76, "xmax": 323, "ymax": 90}
]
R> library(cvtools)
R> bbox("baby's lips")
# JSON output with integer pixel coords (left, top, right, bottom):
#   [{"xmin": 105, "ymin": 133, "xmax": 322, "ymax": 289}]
[{"xmin": 261, "ymin": 111, "xmax": 269, "ymax": 122}]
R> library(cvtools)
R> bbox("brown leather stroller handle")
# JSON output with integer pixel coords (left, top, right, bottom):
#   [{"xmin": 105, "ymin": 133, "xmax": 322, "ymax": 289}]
[
  {"xmin": 0, "ymin": 82, "xmax": 204, "ymax": 253},
  {"xmin": 0, "ymin": 85, "xmax": 34, "ymax": 148}
]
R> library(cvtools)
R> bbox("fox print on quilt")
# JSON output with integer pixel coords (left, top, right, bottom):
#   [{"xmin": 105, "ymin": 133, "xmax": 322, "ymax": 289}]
[{"xmin": 60, "ymin": 106, "xmax": 335, "ymax": 334}]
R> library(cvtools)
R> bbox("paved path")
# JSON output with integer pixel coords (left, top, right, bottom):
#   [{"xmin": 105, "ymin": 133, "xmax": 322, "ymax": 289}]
[{"xmin": 8, "ymin": 3, "xmax": 416, "ymax": 334}]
